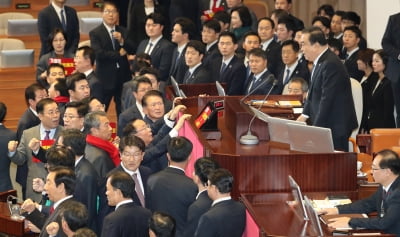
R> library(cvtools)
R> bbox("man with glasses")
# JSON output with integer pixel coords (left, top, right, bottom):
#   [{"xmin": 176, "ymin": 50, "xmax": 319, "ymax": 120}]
[
  {"xmin": 90, "ymin": 1, "xmax": 135, "ymax": 116},
  {"xmin": 320, "ymin": 149, "xmax": 400, "ymax": 236},
  {"xmin": 8, "ymin": 98, "xmax": 63, "ymax": 202},
  {"xmin": 109, "ymin": 135, "xmax": 152, "ymax": 208}
]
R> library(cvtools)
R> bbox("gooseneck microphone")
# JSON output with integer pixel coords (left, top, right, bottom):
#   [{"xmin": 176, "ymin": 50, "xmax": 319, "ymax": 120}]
[{"xmin": 240, "ymin": 77, "xmax": 278, "ymax": 145}]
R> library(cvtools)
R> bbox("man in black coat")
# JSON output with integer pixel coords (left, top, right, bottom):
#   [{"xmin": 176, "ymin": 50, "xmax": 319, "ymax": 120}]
[
  {"xmin": 194, "ymin": 168, "xmax": 246, "ymax": 237},
  {"xmin": 0, "ymin": 102, "xmax": 16, "ymax": 192},
  {"xmin": 147, "ymin": 137, "xmax": 198, "ymax": 237},
  {"xmin": 182, "ymin": 40, "xmax": 212, "ymax": 84},
  {"xmin": 342, "ymin": 26, "xmax": 364, "ymax": 81},
  {"xmin": 322, "ymin": 149, "xmax": 400, "ymax": 236},
  {"xmin": 298, "ymin": 27, "xmax": 357, "ymax": 151},
  {"xmin": 89, "ymin": 1, "xmax": 136, "ymax": 116},
  {"xmin": 37, "ymin": 0, "xmax": 79, "ymax": 56},
  {"xmin": 102, "ymin": 171, "xmax": 151, "ymax": 237}
]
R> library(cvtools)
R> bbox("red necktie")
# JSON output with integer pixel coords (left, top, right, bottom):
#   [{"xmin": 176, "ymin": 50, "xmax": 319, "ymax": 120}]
[
  {"xmin": 49, "ymin": 206, "xmax": 55, "ymax": 215},
  {"xmin": 212, "ymin": 0, "xmax": 217, "ymax": 9}
]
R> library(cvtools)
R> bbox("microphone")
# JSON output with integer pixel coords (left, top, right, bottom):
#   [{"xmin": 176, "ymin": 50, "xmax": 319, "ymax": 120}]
[
  {"xmin": 240, "ymin": 74, "xmax": 275, "ymax": 104},
  {"xmin": 240, "ymin": 78, "xmax": 278, "ymax": 145}
]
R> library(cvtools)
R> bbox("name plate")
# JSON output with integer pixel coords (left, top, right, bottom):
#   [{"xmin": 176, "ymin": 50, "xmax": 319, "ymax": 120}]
[{"xmin": 15, "ymin": 3, "xmax": 30, "ymax": 9}]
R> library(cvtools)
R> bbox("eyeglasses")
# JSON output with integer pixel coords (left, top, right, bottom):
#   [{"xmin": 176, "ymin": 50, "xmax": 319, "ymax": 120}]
[
  {"xmin": 103, "ymin": 9, "xmax": 117, "ymax": 15},
  {"xmin": 135, "ymin": 124, "xmax": 150, "ymax": 134},
  {"xmin": 63, "ymin": 114, "xmax": 81, "ymax": 120},
  {"xmin": 371, "ymin": 167, "xmax": 386, "ymax": 172},
  {"xmin": 121, "ymin": 151, "xmax": 143, "ymax": 158}
]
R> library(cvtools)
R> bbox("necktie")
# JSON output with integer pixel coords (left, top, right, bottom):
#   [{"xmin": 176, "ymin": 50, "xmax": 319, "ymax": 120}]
[
  {"xmin": 247, "ymin": 75, "xmax": 257, "ymax": 94},
  {"xmin": 212, "ymin": 0, "xmax": 218, "ymax": 9},
  {"xmin": 284, "ymin": 68, "xmax": 291, "ymax": 85},
  {"xmin": 49, "ymin": 205, "xmax": 55, "ymax": 215},
  {"xmin": 183, "ymin": 70, "xmax": 191, "ymax": 84},
  {"xmin": 220, "ymin": 62, "xmax": 227, "ymax": 75},
  {"xmin": 110, "ymin": 30, "xmax": 116, "ymax": 50},
  {"xmin": 60, "ymin": 9, "xmax": 66, "ymax": 30},
  {"xmin": 132, "ymin": 173, "xmax": 145, "ymax": 206},
  {"xmin": 44, "ymin": 130, "xmax": 51, "ymax": 140},
  {"xmin": 145, "ymin": 42, "xmax": 153, "ymax": 54},
  {"xmin": 345, "ymin": 53, "xmax": 349, "ymax": 60}
]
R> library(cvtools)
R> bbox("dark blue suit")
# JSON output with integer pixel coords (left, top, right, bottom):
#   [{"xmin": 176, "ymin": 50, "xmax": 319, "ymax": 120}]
[
  {"xmin": 37, "ymin": 5, "xmax": 79, "ymax": 56},
  {"xmin": 137, "ymin": 38, "xmax": 174, "ymax": 82},
  {"xmin": 169, "ymin": 46, "xmax": 188, "ymax": 84},
  {"xmin": 213, "ymin": 55, "xmax": 246, "ymax": 95},
  {"xmin": 183, "ymin": 64, "xmax": 213, "ymax": 85},
  {"xmin": 117, "ymin": 104, "xmax": 143, "ymax": 137},
  {"xmin": 194, "ymin": 199, "xmax": 246, "ymax": 237},
  {"xmin": 244, "ymin": 70, "xmax": 280, "ymax": 95},
  {"xmin": 303, "ymin": 49, "xmax": 358, "ymax": 151},
  {"xmin": 264, "ymin": 40, "xmax": 283, "ymax": 77},
  {"xmin": 344, "ymin": 49, "xmax": 364, "ymax": 81},
  {"xmin": 0, "ymin": 124, "xmax": 16, "ymax": 192},
  {"xmin": 338, "ymin": 177, "xmax": 400, "ymax": 236},
  {"xmin": 184, "ymin": 191, "xmax": 212, "ymax": 237},
  {"xmin": 277, "ymin": 59, "xmax": 310, "ymax": 88}
]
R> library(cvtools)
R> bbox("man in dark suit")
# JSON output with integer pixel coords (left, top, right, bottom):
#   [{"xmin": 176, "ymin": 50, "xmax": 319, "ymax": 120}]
[
  {"xmin": 194, "ymin": 168, "xmax": 246, "ymax": 237},
  {"xmin": 22, "ymin": 167, "xmax": 76, "ymax": 237},
  {"xmin": 0, "ymin": 102, "xmax": 16, "ymax": 192},
  {"xmin": 244, "ymin": 48, "xmax": 281, "ymax": 95},
  {"xmin": 184, "ymin": 158, "xmax": 220, "ymax": 237},
  {"xmin": 37, "ymin": 0, "xmax": 79, "ymax": 56},
  {"xmin": 147, "ymin": 137, "xmax": 198, "ymax": 237},
  {"xmin": 258, "ymin": 17, "xmax": 283, "ymax": 77},
  {"xmin": 382, "ymin": 12, "xmax": 400, "ymax": 127},
  {"xmin": 182, "ymin": 40, "xmax": 212, "ymax": 84},
  {"xmin": 110, "ymin": 135, "xmax": 152, "ymax": 208},
  {"xmin": 16, "ymin": 83, "xmax": 47, "ymax": 199},
  {"xmin": 169, "ymin": 17, "xmax": 195, "ymax": 84},
  {"xmin": 90, "ymin": 1, "xmax": 135, "ymax": 116},
  {"xmin": 117, "ymin": 76, "xmax": 152, "ymax": 137},
  {"xmin": 322, "ymin": 149, "xmax": 400, "ymax": 236},
  {"xmin": 136, "ymin": 13, "xmax": 174, "ymax": 90},
  {"xmin": 201, "ymin": 19, "xmax": 221, "ymax": 69},
  {"xmin": 297, "ymin": 27, "xmax": 357, "ymax": 151},
  {"xmin": 102, "ymin": 171, "xmax": 151, "ymax": 237},
  {"xmin": 340, "ymin": 11, "xmax": 367, "ymax": 50},
  {"xmin": 212, "ymin": 31, "xmax": 246, "ymax": 95},
  {"xmin": 74, "ymin": 46, "xmax": 103, "ymax": 101},
  {"xmin": 278, "ymin": 40, "xmax": 310, "ymax": 93},
  {"xmin": 8, "ymin": 98, "xmax": 63, "ymax": 202},
  {"xmin": 274, "ymin": 0, "xmax": 304, "ymax": 32},
  {"xmin": 342, "ymin": 26, "xmax": 363, "ymax": 81}
]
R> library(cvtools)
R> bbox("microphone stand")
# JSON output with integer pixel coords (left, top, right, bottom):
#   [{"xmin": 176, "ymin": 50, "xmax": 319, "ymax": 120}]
[{"xmin": 240, "ymin": 79, "xmax": 278, "ymax": 145}]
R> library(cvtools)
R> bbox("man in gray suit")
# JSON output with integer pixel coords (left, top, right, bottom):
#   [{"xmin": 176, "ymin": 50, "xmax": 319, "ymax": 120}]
[
  {"xmin": 22, "ymin": 167, "xmax": 76, "ymax": 237},
  {"xmin": 8, "ymin": 98, "xmax": 63, "ymax": 202}
]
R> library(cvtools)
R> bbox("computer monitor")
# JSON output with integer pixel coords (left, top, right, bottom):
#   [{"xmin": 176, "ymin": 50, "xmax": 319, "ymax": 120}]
[
  {"xmin": 80, "ymin": 18, "xmax": 102, "ymax": 34},
  {"xmin": 287, "ymin": 123, "xmax": 335, "ymax": 153},
  {"xmin": 0, "ymin": 49, "xmax": 34, "ymax": 68},
  {"xmin": 288, "ymin": 175, "xmax": 308, "ymax": 220},
  {"xmin": 304, "ymin": 196, "xmax": 324, "ymax": 236},
  {"xmin": 7, "ymin": 19, "xmax": 38, "ymax": 36},
  {"xmin": 216, "ymin": 81, "xmax": 226, "ymax": 96},
  {"xmin": 268, "ymin": 117, "xmax": 306, "ymax": 143}
]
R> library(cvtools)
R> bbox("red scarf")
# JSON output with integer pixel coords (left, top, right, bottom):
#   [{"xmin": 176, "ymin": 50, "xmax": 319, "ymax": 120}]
[
  {"xmin": 86, "ymin": 134, "xmax": 120, "ymax": 166},
  {"xmin": 54, "ymin": 96, "xmax": 69, "ymax": 104}
]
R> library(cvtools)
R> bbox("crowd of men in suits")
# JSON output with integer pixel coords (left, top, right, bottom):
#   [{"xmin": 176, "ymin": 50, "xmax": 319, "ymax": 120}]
[{"xmin": 2, "ymin": 0, "xmax": 400, "ymax": 236}]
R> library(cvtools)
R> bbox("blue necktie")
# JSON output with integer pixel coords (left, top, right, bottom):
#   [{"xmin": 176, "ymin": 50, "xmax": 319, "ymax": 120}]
[
  {"xmin": 60, "ymin": 9, "xmax": 66, "ymax": 30},
  {"xmin": 220, "ymin": 62, "xmax": 227, "ymax": 75},
  {"xmin": 284, "ymin": 68, "xmax": 291, "ymax": 85}
]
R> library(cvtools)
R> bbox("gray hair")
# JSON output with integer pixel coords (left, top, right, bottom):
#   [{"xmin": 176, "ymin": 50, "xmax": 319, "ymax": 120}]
[{"xmin": 84, "ymin": 111, "xmax": 107, "ymax": 132}]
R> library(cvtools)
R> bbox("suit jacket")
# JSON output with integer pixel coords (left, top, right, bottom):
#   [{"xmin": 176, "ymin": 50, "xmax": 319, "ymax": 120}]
[
  {"xmin": 110, "ymin": 165, "xmax": 152, "ymax": 207},
  {"xmin": 338, "ymin": 176, "xmax": 400, "ymax": 236},
  {"xmin": 360, "ymin": 72, "xmax": 379, "ymax": 132},
  {"xmin": 137, "ymin": 38, "xmax": 174, "ymax": 82},
  {"xmin": 264, "ymin": 40, "xmax": 283, "ymax": 77},
  {"xmin": 36, "ymin": 50, "xmax": 75, "ymax": 86},
  {"xmin": 143, "ymin": 122, "xmax": 172, "ymax": 172},
  {"xmin": 26, "ymin": 197, "xmax": 75, "ymax": 237},
  {"xmin": 9, "ymin": 125, "xmax": 62, "ymax": 202},
  {"xmin": 0, "ymin": 125, "xmax": 16, "ymax": 192},
  {"xmin": 86, "ymin": 71, "xmax": 103, "ymax": 101},
  {"xmin": 85, "ymin": 143, "xmax": 116, "ymax": 178},
  {"xmin": 117, "ymin": 104, "xmax": 143, "ymax": 137},
  {"xmin": 344, "ymin": 49, "xmax": 364, "ymax": 81},
  {"xmin": 244, "ymin": 70, "xmax": 281, "ymax": 95},
  {"xmin": 213, "ymin": 55, "xmax": 246, "ymax": 95},
  {"xmin": 194, "ymin": 199, "xmax": 246, "ymax": 237},
  {"xmin": 147, "ymin": 167, "xmax": 198, "ymax": 237},
  {"xmin": 90, "ymin": 24, "xmax": 135, "ymax": 90},
  {"xmin": 75, "ymin": 157, "xmax": 99, "ymax": 231},
  {"xmin": 303, "ymin": 49, "xmax": 358, "ymax": 151},
  {"xmin": 366, "ymin": 77, "xmax": 395, "ymax": 130},
  {"xmin": 183, "ymin": 64, "xmax": 213, "ymax": 84},
  {"xmin": 184, "ymin": 190, "xmax": 212, "ymax": 237},
  {"xmin": 278, "ymin": 59, "xmax": 310, "ymax": 91},
  {"xmin": 203, "ymin": 43, "xmax": 221, "ymax": 69},
  {"xmin": 101, "ymin": 202, "xmax": 151, "ymax": 237},
  {"xmin": 169, "ymin": 46, "xmax": 188, "ymax": 84},
  {"xmin": 37, "ymin": 5, "xmax": 79, "ymax": 56}
]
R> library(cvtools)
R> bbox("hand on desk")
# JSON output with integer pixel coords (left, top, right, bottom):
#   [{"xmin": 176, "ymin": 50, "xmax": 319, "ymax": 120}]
[
  {"xmin": 327, "ymin": 216, "xmax": 351, "ymax": 229},
  {"xmin": 318, "ymin": 207, "xmax": 339, "ymax": 215}
]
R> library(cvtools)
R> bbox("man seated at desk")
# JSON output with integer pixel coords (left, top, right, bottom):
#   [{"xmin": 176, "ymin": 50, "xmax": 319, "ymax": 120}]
[{"xmin": 320, "ymin": 149, "xmax": 400, "ymax": 236}]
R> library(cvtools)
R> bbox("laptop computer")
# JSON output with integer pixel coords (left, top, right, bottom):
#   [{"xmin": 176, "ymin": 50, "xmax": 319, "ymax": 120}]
[
  {"xmin": 268, "ymin": 117, "xmax": 306, "ymax": 143},
  {"xmin": 288, "ymin": 175, "xmax": 309, "ymax": 220},
  {"xmin": 287, "ymin": 123, "xmax": 335, "ymax": 153},
  {"xmin": 7, "ymin": 19, "xmax": 38, "ymax": 36},
  {"xmin": 170, "ymin": 76, "xmax": 185, "ymax": 97},
  {"xmin": 304, "ymin": 196, "xmax": 324, "ymax": 236},
  {"xmin": 80, "ymin": 18, "xmax": 102, "ymax": 34},
  {"xmin": 215, "ymin": 81, "xmax": 226, "ymax": 96},
  {"xmin": 0, "ymin": 49, "xmax": 34, "ymax": 68}
]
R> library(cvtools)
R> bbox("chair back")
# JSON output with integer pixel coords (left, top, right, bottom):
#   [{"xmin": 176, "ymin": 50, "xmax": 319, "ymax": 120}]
[
  {"xmin": 0, "ymin": 12, "xmax": 33, "ymax": 35},
  {"xmin": 370, "ymin": 129, "xmax": 400, "ymax": 154},
  {"xmin": 0, "ymin": 38, "xmax": 25, "ymax": 50},
  {"xmin": 245, "ymin": 0, "xmax": 269, "ymax": 19}
]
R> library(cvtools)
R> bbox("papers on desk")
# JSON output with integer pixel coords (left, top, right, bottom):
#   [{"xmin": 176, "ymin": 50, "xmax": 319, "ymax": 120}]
[
  {"xmin": 312, "ymin": 198, "xmax": 352, "ymax": 209},
  {"xmin": 249, "ymin": 100, "xmax": 302, "ymax": 108}
]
